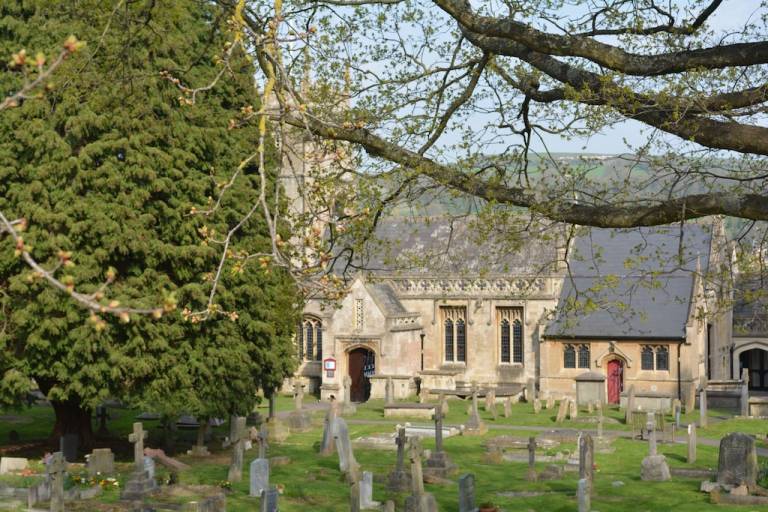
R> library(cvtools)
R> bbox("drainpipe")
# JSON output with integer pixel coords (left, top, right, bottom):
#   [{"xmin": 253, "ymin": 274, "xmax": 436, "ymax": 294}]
[
  {"xmin": 730, "ymin": 345, "xmax": 734, "ymax": 379},
  {"xmin": 420, "ymin": 333, "xmax": 425, "ymax": 372},
  {"xmin": 677, "ymin": 342, "xmax": 682, "ymax": 401}
]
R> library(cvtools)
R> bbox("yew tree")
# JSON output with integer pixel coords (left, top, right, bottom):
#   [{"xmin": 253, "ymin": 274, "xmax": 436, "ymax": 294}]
[{"xmin": 0, "ymin": 0, "xmax": 299, "ymax": 446}]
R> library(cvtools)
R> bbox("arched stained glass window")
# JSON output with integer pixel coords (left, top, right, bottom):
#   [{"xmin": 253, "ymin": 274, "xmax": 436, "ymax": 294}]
[
  {"xmin": 656, "ymin": 346, "xmax": 669, "ymax": 371},
  {"xmin": 305, "ymin": 322, "xmax": 314, "ymax": 361},
  {"xmin": 456, "ymin": 319, "xmax": 466, "ymax": 362},
  {"xmin": 578, "ymin": 344, "xmax": 590, "ymax": 369},
  {"xmin": 512, "ymin": 320, "xmax": 523, "ymax": 364},
  {"xmin": 299, "ymin": 317, "xmax": 323, "ymax": 361},
  {"xmin": 500, "ymin": 319, "xmax": 511, "ymax": 363},
  {"xmin": 444, "ymin": 319, "xmax": 454, "ymax": 362},
  {"xmin": 641, "ymin": 346, "xmax": 655, "ymax": 370},
  {"xmin": 564, "ymin": 345, "xmax": 576, "ymax": 368},
  {"xmin": 316, "ymin": 323, "xmax": 323, "ymax": 361}
]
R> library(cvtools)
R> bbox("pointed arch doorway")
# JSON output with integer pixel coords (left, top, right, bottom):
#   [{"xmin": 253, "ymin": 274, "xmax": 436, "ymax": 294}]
[
  {"xmin": 607, "ymin": 359, "xmax": 624, "ymax": 404},
  {"xmin": 348, "ymin": 347, "xmax": 375, "ymax": 402}
]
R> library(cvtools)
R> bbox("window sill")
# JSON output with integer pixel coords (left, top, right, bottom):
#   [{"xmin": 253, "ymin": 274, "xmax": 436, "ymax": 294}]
[{"xmin": 441, "ymin": 362, "xmax": 467, "ymax": 371}]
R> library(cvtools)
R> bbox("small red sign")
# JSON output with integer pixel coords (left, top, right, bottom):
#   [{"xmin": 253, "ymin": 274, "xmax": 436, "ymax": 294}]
[{"xmin": 323, "ymin": 358, "xmax": 336, "ymax": 371}]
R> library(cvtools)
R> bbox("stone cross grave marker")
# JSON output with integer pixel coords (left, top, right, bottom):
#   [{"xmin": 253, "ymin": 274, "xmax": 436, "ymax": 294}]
[
  {"xmin": 293, "ymin": 381, "xmax": 304, "ymax": 410},
  {"xmin": 579, "ymin": 433, "xmax": 594, "ymax": 490},
  {"xmin": 578, "ymin": 478, "xmax": 590, "ymax": 512},
  {"xmin": 48, "ymin": 452, "xmax": 66, "ymax": 512},
  {"xmin": 260, "ymin": 487, "xmax": 279, "ymax": 512},
  {"xmin": 409, "ymin": 437, "xmax": 425, "ymax": 495},
  {"xmin": 646, "ymin": 412, "xmax": 657, "ymax": 456},
  {"xmin": 527, "ymin": 436, "xmax": 537, "ymax": 482},
  {"xmin": 700, "ymin": 378, "xmax": 708, "ymax": 427},
  {"xmin": 227, "ymin": 416, "xmax": 248, "ymax": 483},
  {"xmin": 249, "ymin": 458, "xmax": 269, "ymax": 497},
  {"xmin": 388, "ymin": 427, "xmax": 410, "ymax": 492},
  {"xmin": 687, "ymin": 424, "xmax": 697, "ymax": 464},
  {"xmin": 129, "ymin": 422, "xmax": 148, "ymax": 472},
  {"xmin": 426, "ymin": 407, "xmax": 455, "ymax": 476},
  {"xmin": 458, "ymin": 473, "xmax": 476, "ymax": 512},
  {"xmin": 717, "ymin": 432, "xmax": 758, "ymax": 487},
  {"xmin": 385, "ymin": 377, "xmax": 395, "ymax": 405},
  {"xmin": 464, "ymin": 390, "xmax": 486, "ymax": 434}
]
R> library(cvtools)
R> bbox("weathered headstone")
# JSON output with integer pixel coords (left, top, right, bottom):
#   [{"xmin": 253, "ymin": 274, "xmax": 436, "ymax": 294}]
[
  {"xmin": 533, "ymin": 398, "xmax": 542, "ymax": 414},
  {"xmin": 404, "ymin": 437, "xmax": 439, "ymax": 512},
  {"xmin": 579, "ymin": 434, "xmax": 594, "ymax": 490},
  {"xmin": 673, "ymin": 398, "xmax": 682, "ymax": 427},
  {"xmin": 143, "ymin": 456, "xmax": 156, "ymax": 481},
  {"xmin": 48, "ymin": 452, "xmax": 66, "ymax": 512},
  {"xmin": 320, "ymin": 401, "xmax": 338, "ymax": 456},
  {"xmin": 555, "ymin": 398, "xmax": 568, "ymax": 424},
  {"xmin": 464, "ymin": 391, "xmax": 487, "ymax": 435},
  {"xmin": 227, "ymin": 416, "xmax": 248, "ymax": 483},
  {"xmin": 257, "ymin": 424, "xmax": 269, "ymax": 459},
  {"xmin": 334, "ymin": 417, "xmax": 360, "ymax": 483},
  {"xmin": 385, "ymin": 377, "xmax": 395, "ymax": 405},
  {"xmin": 684, "ymin": 381, "xmax": 696, "ymax": 414},
  {"xmin": 687, "ymin": 424, "xmax": 697, "ymax": 464},
  {"xmin": 640, "ymin": 415, "xmax": 670, "ymax": 482},
  {"xmin": 546, "ymin": 395, "xmax": 555, "ymax": 410},
  {"xmin": 568, "ymin": 398, "xmax": 578, "ymax": 419},
  {"xmin": 717, "ymin": 432, "xmax": 758, "ymax": 487},
  {"xmin": 458, "ymin": 473, "xmax": 476, "ymax": 512},
  {"xmin": 249, "ymin": 458, "xmax": 269, "ymax": 497},
  {"xmin": 350, "ymin": 480, "xmax": 362, "ymax": 512},
  {"xmin": 503, "ymin": 396, "xmax": 512, "ymax": 418},
  {"xmin": 740, "ymin": 369, "xmax": 750, "ymax": 417},
  {"xmin": 526, "ymin": 378, "xmax": 536, "ymax": 402},
  {"xmin": 527, "ymin": 436, "xmax": 537, "ymax": 482},
  {"xmin": 699, "ymin": 379, "xmax": 708, "ymax": 428},
  {"xmin": 190, "ymin": 422, "xmax": 211, "ymax": 456},
  {"xmin": 388, "ymin": 427, "xmax": 411, "ymax": 492},
  {"xmin": 419, "ymin": 386, "xmax": 430, "ymax": 404},
  {"xmin": 86, "ymin": 448, "xmax": 114, "ymax": 476},
  {"xmin": 646, "ymin": 412, "xmax": 657, "ymax": 456},
  {"xmin": 360, "ymin": 471, "xmax": 381, "ymax": 510},
  {"xmin": 260, "ymin": 487, "xmax": 279, "ymax": 512},
  {"xmin": 384, "ymin": 501, "xmax": 395, "ymax": 512},
  {"xmin": 624, "ymin": 385, "xmax": 636, "ymax": 424},
  {"xmin": 60, "ymin": 434, "xmax": 78, "ymax": 463},
  {"xmin": 342, "ymin": 375, "xmax": 358, "ymax": 415},
  {"xmin": 577, "ymin": 478, "xmax": 590, "ymax": 512},
  {"xmin": 294, "ymin": 381, "xmax": 304, "ymax": 410},
  {"xmin": 484, "ymin": 389, "xmax": 495, "ymax": 412},
  {"xmin": 0, "ymin": 457, "xmax": 28, "ymax": 475}
]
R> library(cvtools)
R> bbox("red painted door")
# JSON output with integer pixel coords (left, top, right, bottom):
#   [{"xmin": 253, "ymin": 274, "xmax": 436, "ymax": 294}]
[
  {"xmin": 348, "ymin": 348, "xmax": 372, "ymax": 402},
  {"xmin": 607, "ymin": 359, "xmax": 623, "ymax": 404}
]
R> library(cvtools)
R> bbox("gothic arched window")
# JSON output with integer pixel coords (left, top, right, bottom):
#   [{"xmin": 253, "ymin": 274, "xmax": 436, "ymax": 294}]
[
  {"xmin": 564, "ymin": 345, "xmax": 576, "ymax": 368},
  {"xmin": 500, "ymin": 319, "xmax": 511, "ymax": 363},
  {"xmin": 656, "ymin": 346, "xmax": 669, "ymax": 371},
  {"xmin": 498, "ymin": 307, "xmax": 524, "ymax": 365},
  {"xmin": 641, "ymin": 346, "xmax": 655, "ymax": 370},
  {"xmin": 441, "ymin": 307, "xmax": 467, "ymax": 363},
  {"xmin": 578, "ymin": 344, "xmax": 591, "ymax": 369},
  {"xmin": 512, "ymin": 320, "xmax": 523, "ymax": 364},
  {"xmin": 456, "ymin": 319, "xmax": 466, "ymax": 362},
  {"xmin": 444, "ymin": 318, "xmax": 454, "ymax": 362},
  {"xmin": 299, "ymin": 317, "xmax": 323, "ymax": 361}
]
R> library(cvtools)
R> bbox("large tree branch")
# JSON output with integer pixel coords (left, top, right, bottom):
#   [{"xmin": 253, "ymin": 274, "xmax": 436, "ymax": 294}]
[
  {"xmin": 433, "ymin": 0, "xmax": 768, "ymax": 76},
  {"xmin": 576, "ymin": 0, "xmax": 724, "ymax": 36}
]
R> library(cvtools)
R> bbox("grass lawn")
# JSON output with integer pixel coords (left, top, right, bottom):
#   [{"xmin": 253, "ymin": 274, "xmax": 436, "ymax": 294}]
[{"xmin": 1, "ymin": 396, "xmax": 767, "ymax": 511}]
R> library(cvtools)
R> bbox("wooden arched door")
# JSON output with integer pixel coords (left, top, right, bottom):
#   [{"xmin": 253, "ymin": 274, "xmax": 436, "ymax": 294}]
[
  {"xmin": 607, "ymin": 359, "xmax": 624, "ymax": 404},
  {"xmin": 348, "ymin": 347, "xmax": 374, "ymax": 402}
]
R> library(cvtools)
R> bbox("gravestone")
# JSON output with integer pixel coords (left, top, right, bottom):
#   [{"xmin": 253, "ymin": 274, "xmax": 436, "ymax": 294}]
[
  {"xmin": 717, "ymin": 433, "xmax": 758, "ymax": 487},
  {"xmin": 596, "ymin": 407, "xmax": 604, "ymax": 440},
  {"xmin": 464, "ymin": 391, "xmax": 487, "ymax": 435},
  {"xmin": 257, "ymin": 424, "xmax": 269, "ymax": 459},
  {"xmin": 625, "ymin": 385, "xmax": 636, "ymax": 424},
  {"xmin": 0, "ymin": 457, "xmax": 28, "ymax": 475},
  {"xmin": 533, "ymin": 398, "xmax": 542, "ymax": 414},
  {"xmin": 122, "ymin": 422, "xmax": 157, "ymax": 500},
  {"xmin": 641, "ymin": 454, "xmax": 671, "ymax": 481},
  {"xmin": 439, "ymin": 393, "xmax": 449, "ymax": 415},
  {"xmin": 320, "ymin": 401, "xmax": 338, "ymax": 456},
  {"xmin": 684, "ymin": 381, "xmax": 696, "ymax": 414},
  {"xmin": 384, "ymin": 501, "xmax": 395, "ymax": 512},
  {"xmin": 568, "ymin": 399, "xmax": 578, "ymax": 419},
  {"xmin": 578, "ymin": 478, "xmax": 590, "ymax": 512},
  {"xmin": 404, "ymin": 438, "xmax": 439, "ymax": 512},
  {"xmin": 227, "ymin": 416, "xmax": 248, "ymax": 483},
  {"xmin": 334, "ymin": 417, "xmax": 360, "ymax": 484},
  {"xmin": 260, "ymin": 487, "xmax": 279, "ymax": 512},
  {"xmin": 646, "ymin": 412, "xmax": 657, "ymax": 456},
  {"xmin": 144, "ymin": 456, "xmax": 156, "ymax": 482},
  {"xmin": 288, "ymin": 383, "xmax": 312, "ymax": 432},
  {"xmin": 546, "ymin": 396, "xmax": 555, "ymax": 410},
  {"xmin": 60, "ymin": 434, "xmax": 78, "ymax": 462},
  {"xmin": 458, "ymin": 473, "xmax": 476, "ymax": 512},
  {"xmin": 420, "ymin": 387, "xmax": 430, "ymax": 404},
  {"xmin": 555, "ymin": 398, "xmax": 568, "ymax": 423},
  {"xmin": 249, "ymin": 458, "xmax": 269, "ymax": 497},
  {"xmin": 587, "ymin": 401, "xmax": 594, "ymax": 414},
  {"xmin": 526, "ymin": 378, "xmax": 536, "ymax": 402},
  {"xmin": 342, "ymin": 375, "xmax": 358, "ymax": 415},
  {"xmin": 48, "ymin": 452, "xmax": 66, "ymax": 512},
  {"xmin": 687, "ymin": 424, "xmax": 697, "ymax": 464},
  {"xmin": 425, "ymin": 407, "xmax": 456, "ymax": 477},
  {"xmin": 86, "ymin": 448, "xmax": 114, "ymax": 476},
  {"xmin": 360, "ymin": 471, "xmax": 381, "ymax": 510},
  {"xmin": 527, "ymin": 436, "xmax": 537, "ymax": 482},
  {"xmin": 385, "ymin": 377, "xmax": 395, "ymax": 405},
  {"xmin": 699, "ymin": 379, "xmax": 708, "ymax": 428},
  {"xmin": 740, "ymin": 369, "xmax": 750, "ymax": 417},
  {"xmin": 579, "ymin": 434, "xmax": 594, "ymax": 490},
  {"xmin": 190, "ymin": 422, "xmax": 211, "ymax": 456},
  {"xmin": 484, "ymin": 389, "xmax": 495, "ymax": 412},
  {"xmin": 673, "ymin": 398, "xmax": 682, "ymax": 427},
  {"xmin": 350, "ymin": 480, "xmax": 361, "ymax": 512},
  {"xmin": 503, "ymin": 397, "xmax": 512, "ymax": 418},
  {"xmin": 388, "ymin": 427, "xmax": 411, "ymax": 492}
]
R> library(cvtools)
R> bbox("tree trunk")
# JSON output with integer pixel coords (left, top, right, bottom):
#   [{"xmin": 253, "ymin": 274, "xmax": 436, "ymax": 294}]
[{"xmin": 50, "ymin": 399, "xmax": 94, "ymax": 449}]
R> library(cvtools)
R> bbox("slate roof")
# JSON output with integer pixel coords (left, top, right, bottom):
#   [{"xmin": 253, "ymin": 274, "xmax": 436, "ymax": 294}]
[
  {"xmin": 337, "ymin": 216, "xmax": 562, "ymax": 276},
  {"xmin": 733, "ymin": 275, "xmax": 768, "ymax": 337},
  {"xmin": 544, "ymin": 224, "xmax": 713, "ymax": 340},
  {"xmin": 367, "ymin": 282, "xmax": 409, "ymax": 317}
]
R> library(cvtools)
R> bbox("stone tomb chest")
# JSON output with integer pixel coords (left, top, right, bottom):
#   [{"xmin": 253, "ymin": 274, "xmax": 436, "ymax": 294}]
[{"xmin": 575, "ymin": 371, "xmax": 605, "ymax": 406}]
